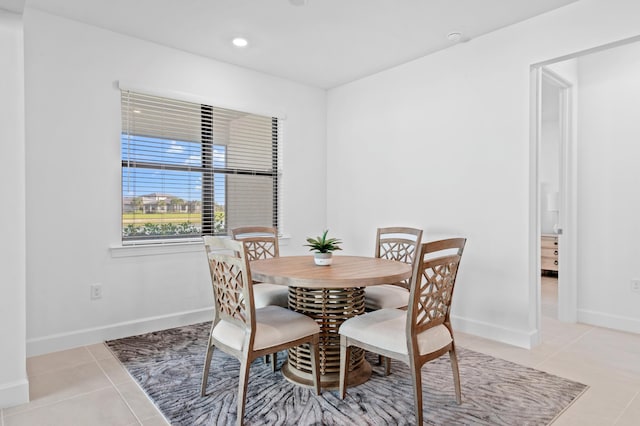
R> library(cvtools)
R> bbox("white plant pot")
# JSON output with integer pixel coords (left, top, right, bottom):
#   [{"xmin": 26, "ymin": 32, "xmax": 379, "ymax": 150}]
[{"xmin": 314, "ymin": 252, "xmax": 333, "ymax": 266}]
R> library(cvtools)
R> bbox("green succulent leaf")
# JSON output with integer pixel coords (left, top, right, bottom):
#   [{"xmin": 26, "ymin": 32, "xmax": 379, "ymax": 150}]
[{"xmin": 303, "ymin": 229, "xmax": 342, "ymax": 253}]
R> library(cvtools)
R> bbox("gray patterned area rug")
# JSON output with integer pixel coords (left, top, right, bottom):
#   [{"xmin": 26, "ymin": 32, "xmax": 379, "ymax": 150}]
[{"xmin": 106, "ymin": 323, "xmax": 587, "ymax": 425}]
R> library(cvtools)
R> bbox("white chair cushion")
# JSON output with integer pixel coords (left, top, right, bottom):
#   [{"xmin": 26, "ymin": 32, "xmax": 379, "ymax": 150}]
[
  {"xmin": 364, "ymin": 284, "xmax": 409, "ymax": 310},
  {"xmin": 253, "ymin": 283, "xmax": 289, "ymax": 308},
  {"xmin": 339, "ymin": 308, "xmax": 452, "ymax": 356},
  {"xmin": 212, "ymin": 305, "xmax": 319, "ymax": 352}
]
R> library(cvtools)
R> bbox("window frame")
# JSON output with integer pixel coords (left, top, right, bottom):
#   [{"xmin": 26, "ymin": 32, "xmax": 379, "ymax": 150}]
[{"xmin": 120, "ymin": 90, "xmax": 280, "ymax": 244}]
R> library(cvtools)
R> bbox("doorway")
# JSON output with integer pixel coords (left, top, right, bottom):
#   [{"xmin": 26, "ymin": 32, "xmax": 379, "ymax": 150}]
[
  {"xmin": 539, "ymin": 69, "xmax": 569, "ymax": 321},
  {"xmin": 531, "ymin": 36, "xmax": 640, "ymax": 341},
  {"xmin": 531, "ymin": 64, "xmax": 578, "ymax": 338}
]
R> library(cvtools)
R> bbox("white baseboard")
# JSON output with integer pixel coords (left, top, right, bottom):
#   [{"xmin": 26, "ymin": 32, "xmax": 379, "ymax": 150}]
[
  {"xmin": 452, "ymin": 314, "xmax": 539, "ymax": 349},
  {"xmin": 578, "ymin": 309, "xmax": 640, "ymax": 334},
  {"xmin": 0, "ymin": 378, "xmax": 29, "ymax": 409},
  {"xmin": 26, "ymin": 308, "xmax": 213, "ymax": 357},
  {"xmin": 25, "ymin": 309, "xmax": 549, "ymax": 357}
]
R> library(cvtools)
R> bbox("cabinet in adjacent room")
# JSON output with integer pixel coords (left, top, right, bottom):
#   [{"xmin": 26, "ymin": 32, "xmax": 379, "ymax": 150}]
[{"xmin": 541, "ymin": 234, "xmax": 559, "ymax": 273}]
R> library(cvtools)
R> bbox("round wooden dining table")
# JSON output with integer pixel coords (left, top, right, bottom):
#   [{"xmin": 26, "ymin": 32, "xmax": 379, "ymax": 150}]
[{"xmin": 250, "ymin": 255, "xmax": 412, "ymax": 390}]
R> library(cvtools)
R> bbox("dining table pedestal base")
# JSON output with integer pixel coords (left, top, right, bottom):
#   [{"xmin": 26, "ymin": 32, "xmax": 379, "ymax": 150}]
[
  {"xmin": 249, "ymin": 255, "xmax": 412, "ymax": 390},
  {"xmin": 283, "ymin": 286, "xmax": 370, "ymax": 390},
  {"xmin": 281, "ymin": 356, "xmax": 371, "ymax": 390}
]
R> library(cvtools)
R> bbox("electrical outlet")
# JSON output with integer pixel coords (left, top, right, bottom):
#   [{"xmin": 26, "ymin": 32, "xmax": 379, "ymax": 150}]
[
  {"xmin": 631, "ymin": 280, "xmax": 640, "ymax": 293},
  {"xmin": 90, "ymin": 283, "xmax": 103, "ymax": 300}
]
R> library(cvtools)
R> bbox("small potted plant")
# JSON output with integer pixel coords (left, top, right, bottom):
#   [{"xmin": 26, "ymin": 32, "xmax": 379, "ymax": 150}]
[{"xmin": 304, "ymin": 229, "xmax": 342, "ymax": 266}]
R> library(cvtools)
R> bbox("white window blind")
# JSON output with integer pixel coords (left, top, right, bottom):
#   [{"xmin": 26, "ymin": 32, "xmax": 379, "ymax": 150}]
[{"xmin": 121, "ymin": 90, "xmax": 279, "ymax": 243}]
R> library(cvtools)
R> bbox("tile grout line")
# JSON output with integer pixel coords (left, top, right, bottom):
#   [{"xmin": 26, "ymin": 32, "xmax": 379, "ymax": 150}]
[
  {"xmin": 105, "ymin": 341, "xmax": 172, "ymax": 426},
  {"xmin": 25, "ymin": 347, "xmax": 98, "ymax": 379},
  {"xmin": 536, "ymin": 326, "xmax": 595, "ymax": 368},
  {"xmin": 94, "ymin": 342, "xmax": 171, "ymax": 425},
  {"xmin": 3, "ymin": 386, "xmax": 115, "ymax": 419},
  {"xmin": 88, "ymin": 343, "xmax": 145, "ymax": 425},
  {"xmin": 612, "ymin": 389, "xmax": 640, "ymax": 425},
  {"xmin": 533, "ymin": 325, "xmax": 596, "ymax": 370},
  {"xmin": 5, "ymin": 346, "xmax": 115, "ymax": 419}
]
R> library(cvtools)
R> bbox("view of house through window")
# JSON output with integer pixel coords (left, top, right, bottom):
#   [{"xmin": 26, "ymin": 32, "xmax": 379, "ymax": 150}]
[{"xmin": 121, "ymin": 90, "xmax": 279, "ymax": 243}]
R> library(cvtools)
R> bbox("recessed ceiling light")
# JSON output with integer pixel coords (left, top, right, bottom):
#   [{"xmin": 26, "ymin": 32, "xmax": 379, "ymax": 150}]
[
  {"xmin": 232, "ymin": 37, "xmax": 249, "ymax": 48},
  {"xmin": 447, "ymin": 32, "xmax": 463, "ymax": 42}
]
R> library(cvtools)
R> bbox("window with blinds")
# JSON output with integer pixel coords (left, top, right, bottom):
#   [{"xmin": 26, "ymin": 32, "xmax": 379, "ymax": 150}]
[{"xmin": 121, "ymin": 90, "xmax": 279, "ymax": 243}]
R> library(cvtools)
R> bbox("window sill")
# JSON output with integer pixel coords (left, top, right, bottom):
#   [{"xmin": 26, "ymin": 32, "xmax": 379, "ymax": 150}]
[
  {"xmin": 110, "ymin": 234, "xmax": 291, "ymax": 258},
  {"xmin": 278, "ymin": 234, "xmax": 291, "ymax": 246},
  {"xmin": 110, "ymin": 240, "xmax": 204, "ymax": 258}
]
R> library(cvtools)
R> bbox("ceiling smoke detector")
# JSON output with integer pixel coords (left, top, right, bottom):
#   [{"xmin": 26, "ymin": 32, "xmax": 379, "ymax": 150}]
[{"xmin": 447, "ymin": 32, "xmax": 463, "ymax": 42}]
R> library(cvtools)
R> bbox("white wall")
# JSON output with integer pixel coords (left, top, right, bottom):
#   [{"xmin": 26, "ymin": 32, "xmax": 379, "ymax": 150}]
[
  {"xmin": 23, "ymin": 8, "xmax": 327, "ymax": 355},
  {"xmin": 0, "ymin": 10, "xmax": 29, "ymax": 408},
  {"xmin": 16, "ymin": 0, "xmax": 640, "ymax": 362},
  {"xmin": 540, "ymin": 81, "xmax": 561, "ymax": 235},
  {"xmin": 576, "ymin": 41, "xmax": 640, "ymax": 331},
  {"xmin": 327, "ymin": 0, "xmax": 640, "ymax": 347}
]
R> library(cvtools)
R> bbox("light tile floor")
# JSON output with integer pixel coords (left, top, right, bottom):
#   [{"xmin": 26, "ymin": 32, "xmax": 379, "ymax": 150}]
[
  {"xmin": 456, "ymin": 276, "xmax": 640, "ymax": 426},
  {"xmin": 2, "ymin": 276, "xmax": 639, "ymax": 425}
]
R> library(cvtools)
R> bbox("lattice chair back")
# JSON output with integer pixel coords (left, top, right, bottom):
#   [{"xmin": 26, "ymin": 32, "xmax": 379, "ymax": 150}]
[
  {"xmin": 206, "ymin": 237, "xmax": 256, "ymax": 337},
  {"xmin": 407, "ymin": 238, "xmax": 466, "ymax": 340},
  {"xmin": 201, "ymin": 236, "xmax": 322, "ymax": 421},
  {"xmin": 230, "ymin": 226, "xmax": 280, "ymax": 261},
  {"xmin": 375, "ymin": 227, "xmax": 423, "ymax": 289}
]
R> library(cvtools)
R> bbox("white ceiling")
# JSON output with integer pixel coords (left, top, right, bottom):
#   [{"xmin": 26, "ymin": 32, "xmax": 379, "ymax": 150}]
[{"xmin": 3, "ymin": 0, "xmax": 580, "ymax": 88}]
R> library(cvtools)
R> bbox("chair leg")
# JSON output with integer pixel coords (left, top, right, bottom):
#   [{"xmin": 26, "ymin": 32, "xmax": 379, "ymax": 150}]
[
  {"xmin": 309, "ymin": 340, "xmax": 321, "ymax": 395},
  {"xmin": 409, "ymin": 359, "xmax": 423, "ymax": 425},
  {"xmin": 200, "ymin": 339, "xmax": 215, "ymax": 396},
  {"xmin": 339, "ymin": 335, "xmax": 351, "ymax": 399},
  {"xmin": 377, "ymin": 355, "xmax": 392, "ymax": 375},
  {"xmin": 449, "ymin": 345, "xmax": 462, "ymax": 404},
  {"xmin": 236, "ymin": 359, "xmax": 251, "ymax": 426},
  {"xmin": 263, "ymin": 353, "xmax": 277, "ymax": 372}
]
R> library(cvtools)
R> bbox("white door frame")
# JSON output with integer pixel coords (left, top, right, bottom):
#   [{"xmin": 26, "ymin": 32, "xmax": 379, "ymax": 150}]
[{"xmin": 529, "ymin": 65, "xmax": 577, "ymax": 340}]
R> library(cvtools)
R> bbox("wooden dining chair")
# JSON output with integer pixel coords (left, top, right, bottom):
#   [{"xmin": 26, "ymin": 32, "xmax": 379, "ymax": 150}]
[
  {"xmin": 364, "ymin": 226, "xmax": 423, "ymax": 311},
  {"xmin": 364, "ymin": 227, "xmax": 423, "ymax": 372},
  {"xmin": 339, "ymin": 238, "xmax": 466, "ymax": 425},
  {"xmin": 230, "ymin": 226, "xmax": 289, "ymax": 309},
  {"xmin": 230, "ymin": 226, "xmax": 291, "ymax": 370},
  {"xmin": 201, "ymin": 237, "xmax": 321, "ymax": 426}
]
